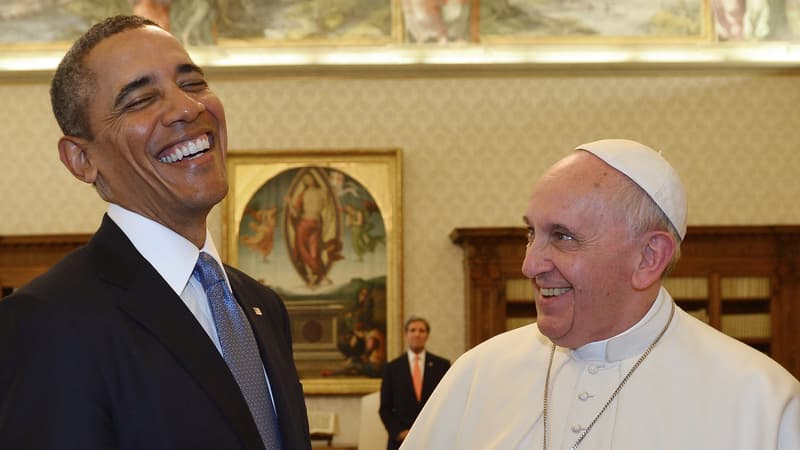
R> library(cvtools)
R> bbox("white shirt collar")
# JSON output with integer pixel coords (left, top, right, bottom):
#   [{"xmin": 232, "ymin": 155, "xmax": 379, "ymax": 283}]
[
  {"xmin": 408, "ymin": 349, "xmax": 427, "ymax": 364},
  {"xmin": 571, "ymin": 287, "xmax": 673, "ymax": 362},
  {"xmin": 107, "ymin": 204, "xmax": 224, "ymax": 295}
]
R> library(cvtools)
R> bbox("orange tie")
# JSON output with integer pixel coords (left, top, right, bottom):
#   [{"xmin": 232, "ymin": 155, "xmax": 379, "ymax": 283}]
[{"xmin": 412, "ymin": 355, "xmax": 422, "ymax": 401}]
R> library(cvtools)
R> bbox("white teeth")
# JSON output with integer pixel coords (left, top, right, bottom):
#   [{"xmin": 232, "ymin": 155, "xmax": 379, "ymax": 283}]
[
  {"xmin": 540, "ymin": 287, "xmax": 571, "ymax": 297},
  {"xmin": 158, "ymin": 135, "xmax": 210, "ymax": 163}
]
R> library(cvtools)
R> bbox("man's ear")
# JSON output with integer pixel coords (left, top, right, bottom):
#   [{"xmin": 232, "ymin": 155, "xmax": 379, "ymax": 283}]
[
  {"xmin": 632, "ymin": 231, "xmax": 676, "ymax": 290},
  {"xmin": 58, "ymin": 136, "xmax": 97, "ymax": 184}
]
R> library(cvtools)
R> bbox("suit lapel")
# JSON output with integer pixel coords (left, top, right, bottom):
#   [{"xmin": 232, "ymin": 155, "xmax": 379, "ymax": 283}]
[
  {"xmin": 400, "ymin": 356, "xmax": 419, "ymax": 402},
  {"xmin": 88, "ymin": 216, "xmax": 266, "ymax": 450},
  {"xmin": 421, "ymin": 354, "xmax": 441, "ymax": 402}
]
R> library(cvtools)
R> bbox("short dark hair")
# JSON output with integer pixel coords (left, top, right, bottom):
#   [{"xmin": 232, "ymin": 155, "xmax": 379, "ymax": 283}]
[
  {"xmin": 404, "ymin": 316, "xmax": 430, "ymax": 333},
  {"xmin": 50, "ymin": 15, "xmax": 160, "ymax": 140}
]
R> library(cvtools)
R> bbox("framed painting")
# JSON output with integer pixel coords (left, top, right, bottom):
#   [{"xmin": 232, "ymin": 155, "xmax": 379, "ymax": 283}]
[
  {"xmin": 3, "ymin": 0, "xmax": 800, "ymax": 74},
  {"xmin": 223, "ymin": 149, "xmax": 403, "ymax": 394},
  {"xmin": 711, "ymin": 0, "xmax": 800, "ymax": 41},
  {"xmin": 0, "ymin": 0, "xmax": 400, "ymax": 47},
  {"xmin": 400, "ymin": 0, "xmax": 478, "ymax": 43},
  {"xmin": 478, "ymin": 0, "xmax": 713, "ymax": 43}
]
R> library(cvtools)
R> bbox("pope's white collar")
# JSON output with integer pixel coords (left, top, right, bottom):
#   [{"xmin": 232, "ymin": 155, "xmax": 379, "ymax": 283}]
[{"xmin": 571, "ymin": 287, "xmax": 673, "ymax": 362}]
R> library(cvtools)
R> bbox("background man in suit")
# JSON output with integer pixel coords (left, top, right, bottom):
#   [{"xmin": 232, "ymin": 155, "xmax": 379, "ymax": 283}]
[
  {"xmin": 379, "ymin": 316, "xmax": 449, "ymax": 450},
  {"xmin": 0, "ymin": 15, "xmax": 311, "ymax": 450}
]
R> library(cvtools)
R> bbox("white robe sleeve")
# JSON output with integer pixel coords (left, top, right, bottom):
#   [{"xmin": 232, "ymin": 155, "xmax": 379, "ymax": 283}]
[
  {"xmin": 777, "ymin": 389, "xmax": 800, "ymax": 449},
  {"xmin": 401, "ymin": 324, "xmax": 550, "ymax": 450}
]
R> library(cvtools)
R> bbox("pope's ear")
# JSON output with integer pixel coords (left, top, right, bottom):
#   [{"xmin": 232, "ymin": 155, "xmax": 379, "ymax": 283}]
[
  {"xmin": 632, "ymin": 231, "xmax": 675, "ymax": 290},
  {"xmin": 58, "ymin": 136, "xmax": 97, "ymax": 184}
]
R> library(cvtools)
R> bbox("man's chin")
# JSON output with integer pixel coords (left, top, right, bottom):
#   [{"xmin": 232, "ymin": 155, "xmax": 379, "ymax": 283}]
[{"xmin": 537, "ymin": 317, "xmax": 575, "ymax": 346}]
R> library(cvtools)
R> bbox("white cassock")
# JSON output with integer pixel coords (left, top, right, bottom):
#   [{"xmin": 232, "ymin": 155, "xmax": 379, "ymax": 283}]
[{"xmin": 401, "ymin": 287, "xmax": 800, "ymax": 450}]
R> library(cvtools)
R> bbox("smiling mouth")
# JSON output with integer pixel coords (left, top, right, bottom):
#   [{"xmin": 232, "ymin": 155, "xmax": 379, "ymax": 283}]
[
  {"xmin": 539, "ymin": 287, "xmax": 572, "ymax": 297},
  {"xmin": 158, "ymin": 134, "xmax": 210, "ymax": 163}
]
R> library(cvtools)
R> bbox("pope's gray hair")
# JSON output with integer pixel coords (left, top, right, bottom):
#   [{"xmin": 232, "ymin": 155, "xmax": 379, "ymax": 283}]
[{"xmin": 611, "ymin": 177, "xmax": 682, "ymax": 276}]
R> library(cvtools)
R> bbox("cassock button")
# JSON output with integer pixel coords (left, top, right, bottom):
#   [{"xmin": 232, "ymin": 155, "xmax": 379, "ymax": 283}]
[
  {"xmin": 587, "ymin": 364, "xmax": 601, "ymax": 374},
  {"xmin": 577, "ymin": 391, "xmax": 593, "ymax": 401},
  {"xmin": 571, "ymin": 424, "xmax": 585, "ymax": 434}
]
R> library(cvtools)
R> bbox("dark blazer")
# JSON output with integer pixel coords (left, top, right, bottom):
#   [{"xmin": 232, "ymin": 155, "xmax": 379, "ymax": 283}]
[
  {"xmin": 379, "ymin": 351, "xmax": 450, "ymax": 450},
  {"xmin": 0, "ymin": 215, "xmax": 311, "ymax": 450}
]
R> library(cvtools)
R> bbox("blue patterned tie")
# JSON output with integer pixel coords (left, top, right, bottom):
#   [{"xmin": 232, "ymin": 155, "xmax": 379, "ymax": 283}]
[{"xmin": 193, "ymin": 252, "xmax": 283, "ymax": 449}]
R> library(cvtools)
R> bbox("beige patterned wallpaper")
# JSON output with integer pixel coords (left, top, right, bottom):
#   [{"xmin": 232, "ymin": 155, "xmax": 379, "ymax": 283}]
[{"xmin": 2, "ymin": 69, "xmax": 800, "ymax": 445}]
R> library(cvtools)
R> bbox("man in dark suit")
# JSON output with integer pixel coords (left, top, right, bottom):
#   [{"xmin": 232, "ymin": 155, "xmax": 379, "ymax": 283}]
[
  {"xmin": 0, "ymin": 15, "xmax": 310, "ymax": 450},
  {"xmin": 379, "ymin": 316, "xmax": 450, "ymax": 450}
]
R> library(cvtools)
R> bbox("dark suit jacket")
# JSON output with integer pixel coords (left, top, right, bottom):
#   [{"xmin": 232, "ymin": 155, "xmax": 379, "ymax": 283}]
[
  {"xmin": 379, "ymin": 351, "xmax": 450, "ymax": 450},
  {"xmin": 0, "ymin": 215, "xmax": 311, "ymax": 450}
]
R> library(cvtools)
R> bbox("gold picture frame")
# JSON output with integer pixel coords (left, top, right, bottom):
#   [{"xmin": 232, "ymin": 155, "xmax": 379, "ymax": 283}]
[{"xmin": 223, "ymin": 149, "xmax": 402, "ymax": 394}]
